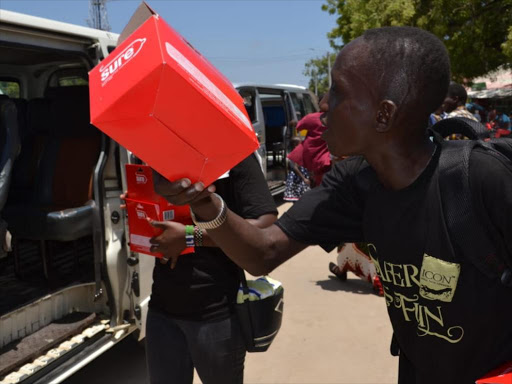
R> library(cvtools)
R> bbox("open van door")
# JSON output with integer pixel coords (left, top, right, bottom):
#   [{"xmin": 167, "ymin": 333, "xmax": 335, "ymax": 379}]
[
  {"xmin": 116, "ymin": 148, "xmax": 154, "ymax": 340},
  {"xmin": 237, "ymin": 86, "xmax": 266, "ymax": 171}
]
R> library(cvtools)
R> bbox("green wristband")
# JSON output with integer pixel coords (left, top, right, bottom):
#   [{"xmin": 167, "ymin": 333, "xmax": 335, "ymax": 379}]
[
  {"xmin": 185, "ymin": 225, "xmax": 194, "ymax": 236},
  {"xmin": 185, "ymin": 225, "xmax": 195, "ymax": 247}
]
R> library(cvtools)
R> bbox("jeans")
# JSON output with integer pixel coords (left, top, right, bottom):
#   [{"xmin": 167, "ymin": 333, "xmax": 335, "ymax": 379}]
[{"xmin": 145, "ymin": 308, "xmax": 246, "ymax": 384}]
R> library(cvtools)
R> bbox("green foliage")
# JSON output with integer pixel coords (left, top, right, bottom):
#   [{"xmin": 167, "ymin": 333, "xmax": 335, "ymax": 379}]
[
  {"xmin": 503, "ymin": 26, "xmax": 512, "ymax": 60},
  {"xmin": 59, "ymin": 76, "xmax": 88, "ymax": 87},
  {"xmin": 0, "ymin": 81, "xmax": 20, "ymax": 98},
  {"xmin": 303, "ymin": 52, "xmax": 338, "ymax": 96},
  {"xmin": 321, "ymin": 0, "xmax": 512, "ymax": 81}
]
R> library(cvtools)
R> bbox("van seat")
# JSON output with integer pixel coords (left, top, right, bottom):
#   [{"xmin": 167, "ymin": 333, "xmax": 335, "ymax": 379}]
[
  {"xmin": 5, "ymin": 94, "xmax": 101, "ymax": 242},
  {"xmin": 7, "ymin": 98, "xmax": 51, "ymax": 205},
  {"xmin": 263, "ymin": 106, "xmax": 287, "ymax": 166},
  {"xmin": 45, "ymin": 85, "xmax": 89, "ymax": 102},
  {"xmin": 0, "ymin": 99, "xmax": 20, "ymax": 211}
]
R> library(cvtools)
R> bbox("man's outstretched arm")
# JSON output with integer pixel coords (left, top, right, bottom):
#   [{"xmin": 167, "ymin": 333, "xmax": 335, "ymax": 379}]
[{"xmin": 154, "ymin": 176, "xmax": 308, "ymax": 276}]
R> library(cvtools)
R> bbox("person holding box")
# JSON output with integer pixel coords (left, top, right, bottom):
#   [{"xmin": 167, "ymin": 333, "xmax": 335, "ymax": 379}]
[
  {"xmin": 144, "ymin": 153, "xmax": 277, "ymax": 384},
  {"xmin": 154, "ymin": 27, "xmax": 512, "ymax": 383}
]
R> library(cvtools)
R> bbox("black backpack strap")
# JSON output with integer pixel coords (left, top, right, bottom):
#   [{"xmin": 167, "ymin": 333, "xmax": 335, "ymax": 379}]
[
  {"xmin": 431, "ymin": 117, "xmax": 490, "ymax": 140},
  {"xmin": 437, "ymin": 140, "xmax": 512, "ymax": 285}
]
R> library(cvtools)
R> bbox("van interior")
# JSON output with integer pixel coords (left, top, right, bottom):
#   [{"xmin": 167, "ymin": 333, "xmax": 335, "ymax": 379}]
[
  {"xmin": 0, "ymin": 42, "xmax": 109, "ymax": 379},
  {"xmin": 260, "ymin": 92, "xmax": 290, "ymax": 188},
  {"xmin": 239, "ymin": 86, "xmax": 318, "ymax": 195}
]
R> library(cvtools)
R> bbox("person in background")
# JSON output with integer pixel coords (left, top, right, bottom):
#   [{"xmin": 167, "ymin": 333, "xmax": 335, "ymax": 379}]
[
  {"xmin": 329, "ymin": 242, "xmax": 384, "ymax": 295},
  {"xmin": 486, "ymin": 108, "xmax": 498, "ymax": 131},
  {"xmin": 442, "ymin": 82, "xmax": 478, "ymax": 121},
  {"xmin": 296, "ymin": 112, "xmax": 331, "ymax": 185},
  {"xmin": 472, "ymin": 108, "xmax": 482, "ymax": 122},
  {"xmin": 428, "ymin": 104, "xmax": 445, "ymax": 126},
  {"xmin": 496, "ymin": 108, "xmax": 511, "ymax": 131},
  {"xmin": 284, "ymin": 136, "xmax": 311, "ymax": 202}
]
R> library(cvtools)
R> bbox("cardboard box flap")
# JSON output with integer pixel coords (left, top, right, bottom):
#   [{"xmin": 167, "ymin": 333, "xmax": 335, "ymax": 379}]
[{"xmin": 118, "ymin": 1, "xmax": 157, "ymax": 44}]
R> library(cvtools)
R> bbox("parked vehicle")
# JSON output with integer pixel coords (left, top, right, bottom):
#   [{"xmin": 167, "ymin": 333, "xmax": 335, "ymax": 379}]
[
  {"xmin": 235, "ymin": 83, "xmax": 319, "ymax": 195},
  {"xmin": 0, "ymin": 10, "xmax": 150, "ymax": 384},
  {"xmin": 0, "ymin": 9, "xmax": 318, "ymax": 383}
]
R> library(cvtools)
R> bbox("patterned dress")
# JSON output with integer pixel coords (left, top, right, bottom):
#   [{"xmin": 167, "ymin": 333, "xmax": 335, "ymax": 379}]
[{"xmin": 283, "ymin": 161, "xmax": 311, "ymax": 202}]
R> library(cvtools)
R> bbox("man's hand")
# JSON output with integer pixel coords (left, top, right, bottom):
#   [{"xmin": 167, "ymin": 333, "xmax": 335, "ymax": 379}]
[
  {"xmin": 153, "ymin": 171, "xmax": 216, "ymax": 206},
  {"xmin": 149, "ymin": 220, "xmax": 187, "ymax": 269}
]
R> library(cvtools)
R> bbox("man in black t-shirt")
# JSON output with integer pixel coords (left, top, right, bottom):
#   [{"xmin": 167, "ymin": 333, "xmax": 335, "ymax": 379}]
[
  {"xmin": 155, "ymin": 27, "xmax": 512, "ymax": 384},
  {"xmin": 147, "ymin": 154, "xmax": 277, "ymax": 384}
]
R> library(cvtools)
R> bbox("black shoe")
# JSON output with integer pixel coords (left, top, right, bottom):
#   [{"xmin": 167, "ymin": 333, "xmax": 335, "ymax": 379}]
[{"xmin": 329, "ymin": 262, "xmax": 347, "ymax": 281}]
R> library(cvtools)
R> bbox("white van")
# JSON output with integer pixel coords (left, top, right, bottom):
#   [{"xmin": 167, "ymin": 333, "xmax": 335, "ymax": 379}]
[
  {"xmin": 0, "ymin": 9, "xmax": 318, "ymax": 383},
  {"xmin": 0, "ymin": 10, "xmax": 153, "ymax": 384}
]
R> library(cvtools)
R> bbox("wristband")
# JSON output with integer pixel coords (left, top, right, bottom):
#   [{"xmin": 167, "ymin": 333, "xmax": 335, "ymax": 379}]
[
  {"xmin": 194, "ymin": 226, "xmax": 203, "ymax": 247},
  {"xmin": 185, "ymin": 225, "xmax": 195, "ymax": 248}
]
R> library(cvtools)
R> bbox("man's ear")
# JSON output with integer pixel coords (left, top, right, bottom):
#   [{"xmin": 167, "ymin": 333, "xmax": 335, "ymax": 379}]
[{"xmin": 375, "ymin": 100, "xmax": 397, "ymax": 133}]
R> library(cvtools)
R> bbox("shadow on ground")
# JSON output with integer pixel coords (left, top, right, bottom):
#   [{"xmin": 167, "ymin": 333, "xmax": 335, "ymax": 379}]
[{"xmin": 315, "ymin": 275, "xmax": 379, "ymax": 295}]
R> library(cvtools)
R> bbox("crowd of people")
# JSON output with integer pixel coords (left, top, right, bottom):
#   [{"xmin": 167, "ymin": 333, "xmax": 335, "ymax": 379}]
[{"xmin": 430, "ymin": 82, "xmax": 511, "ymax": 135}]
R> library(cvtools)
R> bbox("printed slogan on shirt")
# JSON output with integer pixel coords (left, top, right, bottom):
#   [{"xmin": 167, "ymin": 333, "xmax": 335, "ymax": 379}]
[{"xmin": 368, "ymin": 244, "xmax": 464, "ymax": 344}]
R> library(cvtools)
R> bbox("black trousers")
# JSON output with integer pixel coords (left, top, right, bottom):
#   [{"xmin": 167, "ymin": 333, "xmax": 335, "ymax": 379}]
[{"xmin": 145, "ymin": 308, "xmax": 246, "ymax": 384}]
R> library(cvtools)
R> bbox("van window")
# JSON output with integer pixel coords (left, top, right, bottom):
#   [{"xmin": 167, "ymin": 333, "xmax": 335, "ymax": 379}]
[
  {"xmin": 0, "ymin": 80, "xmax": 20, "ymax": 98},
  {"xmin": 290, "ymin": 93, "xmax": 305, "ymax": 120},
  {"xmin": 238, "ymin": 89, "xmax": 257, "ymax": 123},
  {"xmin": 302, "ymin": 94, "xmax": 317, "ymax": 115},
  {"xmin": 48, "ymin": 68, "xmax": 88, "ymax": 88},
  {"xmin": 58, "ymin": 75, "xmax": 88, "ymax": 87}
]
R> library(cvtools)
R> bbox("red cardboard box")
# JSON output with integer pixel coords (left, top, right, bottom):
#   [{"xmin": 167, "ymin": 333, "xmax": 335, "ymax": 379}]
[
  {"xmin": 125, "ymin": 164, "xmax": 194, "ymax": 257},
  {"xmin": 126, "ymin": 163, "xmax": 166, "ymax": 202},
  {"xmin": 89, "ymin": 2, "xmax": 258, "ymax": 187},
  {"xmin": 476, "ymin": 362, "xmax": 512, "ymax": 384},
  {"xmin": 125, "ymin": 164, "xmax": 193, "ymax": 223},
  {"xmin": 125, "ymin": 198, "xmax": 163, "ymax": 256},
  {"xmin": 125, "ymin": 197, "xmax": 194, "ymax": 257}
]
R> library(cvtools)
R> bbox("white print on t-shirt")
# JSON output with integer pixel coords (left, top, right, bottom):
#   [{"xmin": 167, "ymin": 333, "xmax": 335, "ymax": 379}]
[
  {"xmin": 368, "ymin": 244, "xmax": 464, "ymax": 344},
  {"xmin": 165, "ymin": 42, "xmax": 253, "ymax": 132}
]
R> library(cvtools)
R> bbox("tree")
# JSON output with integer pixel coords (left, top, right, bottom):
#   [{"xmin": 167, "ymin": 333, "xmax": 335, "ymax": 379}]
[
  {"xmin": 504, "ymin": 26, "xmax": 512, "ymax": 59},
  {"xmin": 321, "ymin": 0, "xmax": 512, "ymax": 82},
  {"xmin": 0, "ymin": 81, "xmax": 20, "ymax": 98},
  {"xmin": 303, "ymin": 52, "xmax": 338, "ymax": 96}
]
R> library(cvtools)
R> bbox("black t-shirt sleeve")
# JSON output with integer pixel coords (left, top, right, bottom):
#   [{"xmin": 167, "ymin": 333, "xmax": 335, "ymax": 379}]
[
  {"xmin": 228, "ymin": 154, "xmax": 278, "ymax": 219},
  {"xmin": 470, "ymin": 148, "xmax": 512, "ymax": 263},
  {"xmin": 276, "ymin": 156, "xmax": 367, "ymax": 252}
]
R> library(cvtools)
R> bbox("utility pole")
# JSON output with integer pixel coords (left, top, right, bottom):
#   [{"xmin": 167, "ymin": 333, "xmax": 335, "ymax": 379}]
[
  {"xmin": 313, "ymin": 70, "xmax": 318, "ymax": 96},
  {"xmin": 327, "ymin": 52, "xmax": 332, "ymax": 87},
  {"xmin": 87, "ymin": 0, "xmax": 111, "ymax": 31}
]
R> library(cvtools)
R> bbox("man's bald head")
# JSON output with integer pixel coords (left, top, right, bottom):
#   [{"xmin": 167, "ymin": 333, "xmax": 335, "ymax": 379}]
[{"xmin": 348, "ymin": 27, "xmax": 451, "ymax": 117}]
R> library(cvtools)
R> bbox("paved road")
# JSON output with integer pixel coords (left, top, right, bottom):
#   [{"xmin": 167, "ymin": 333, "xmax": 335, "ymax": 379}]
[{"xmin": 65, "ymin": 202, "xmax": 397, "ymax": 384}]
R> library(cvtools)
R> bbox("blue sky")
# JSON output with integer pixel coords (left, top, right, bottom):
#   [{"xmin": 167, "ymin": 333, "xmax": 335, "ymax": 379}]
[{"xmin": 1, "ymin": 0, "xmax": 338, "ymax": 87}]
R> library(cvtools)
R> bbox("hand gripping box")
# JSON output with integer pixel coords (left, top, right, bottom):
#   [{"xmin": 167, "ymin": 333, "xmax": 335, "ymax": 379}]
[
  {"xmin": 89, "ymin": 2, "xmax": 258, "ymax": 187},
  {"xmin": 125, "ymin": 164, "xmax": 193, "ymax": 258}
]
